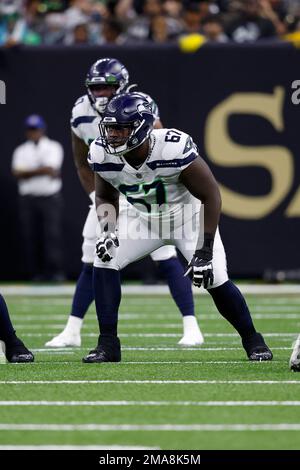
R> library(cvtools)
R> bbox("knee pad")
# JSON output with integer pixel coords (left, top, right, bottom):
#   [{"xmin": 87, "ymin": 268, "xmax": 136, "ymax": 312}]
[
  {"xmin": 150, "ymin": 245, "xmax": 177, "ymax": 262},
  {"xmin": 82, "ymin": 238, "xmax": 96, "ymax": 264}
]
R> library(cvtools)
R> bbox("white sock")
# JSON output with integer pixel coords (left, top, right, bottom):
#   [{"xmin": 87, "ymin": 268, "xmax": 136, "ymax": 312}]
[
  {"xmin": 64, "ymin": 316, "xmax": 83, "ymax": 335},
  {"xmin": 182, "ymin": 315, "xmax": 200, "ymax": 334}
]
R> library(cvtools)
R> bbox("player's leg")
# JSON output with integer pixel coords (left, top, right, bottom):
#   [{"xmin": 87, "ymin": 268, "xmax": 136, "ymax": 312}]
[
  {"xmin": 208, "ymin": 231, "xmax": 272, "ymax": 361},
  {"xmin": 45, "ymin": 263, "xmax": 93, "ymax": 347},
  {"xmin": 0, "ymin": 294, "xmax": 34, "ymax": 363},
  {"xmin": 151, "ymin": 245, "xmax": 204, "ymax": 346},
  {"xmin": 176, "ymin": 222, "xmax": 273, "ymax": 361},
  {"xmin": 83, "ymin": 213, "xmax": 164, "ymax": 363},
  {"xmin": 45, "ymin": 206, "xmax": 97, "ymax": 347},
  {"xmin": 290, "ymin": 334, "xmax": 300, "ymax": 371}
]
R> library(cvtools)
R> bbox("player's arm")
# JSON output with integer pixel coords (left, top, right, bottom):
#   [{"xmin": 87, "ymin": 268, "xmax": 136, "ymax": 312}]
[
  {"xmin": 95, "ymin": 173, "xmax": 119, "ymax": 233},
  {"xmin": 71, "ymin": 130, "xmax": 95, "ymax": 197},
  {"xmin": 94, "ymin": 173, "xmax": 120, "ymax": 262},
  {"xmin": 147, "ymin": 95, "xmax": 162, "ymax": 129},
  {"xmin": 13, "ymin": 167, "xmax": 59, "ymax": 179},
  {"xmin": 179, "ymin": 155, "xmax": 222, "ymax": 288},
  {"xmin": 12, "ymin": 146, "xmax": 60, "ymax": 179},
  {"xmin": 179, "ymin": 155, "xmax": 221, "ymax": 237}
]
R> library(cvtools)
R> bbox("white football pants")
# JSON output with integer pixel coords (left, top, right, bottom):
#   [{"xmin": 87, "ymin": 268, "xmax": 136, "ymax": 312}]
[
  {"xmin": 82, "ymin": 201, "xmax": 176, "ymax": 264},
  {"xmin": 93, "ymin": 206, "xmax": 228, "ymax": 289}
]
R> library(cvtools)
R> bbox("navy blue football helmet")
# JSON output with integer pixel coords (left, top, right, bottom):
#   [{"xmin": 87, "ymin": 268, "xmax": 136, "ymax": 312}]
[
  {"xmin": 86, "ymin": 58, "xmax": 129, "ymax": 114},
  {"xmin": 100, "ymin": 92, "xmax": 154, "ymax": 155}
]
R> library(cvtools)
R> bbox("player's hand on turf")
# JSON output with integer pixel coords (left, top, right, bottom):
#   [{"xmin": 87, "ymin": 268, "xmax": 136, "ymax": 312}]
[
  {"xmin": 95, "ymin": 232, "xmax": 119, "ymax": 262},
  {"xmin": 185, "ymin": 249, "xmax": 214, "ymax": 289}
]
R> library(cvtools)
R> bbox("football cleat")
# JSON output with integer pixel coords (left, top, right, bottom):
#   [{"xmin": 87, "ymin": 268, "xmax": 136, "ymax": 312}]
[
  {"xmin": 82, "ymin": 335, "xmax": 121, "ymax": 363},
  {"xmin": 178, "ymin": 315, "xmax": 204, "ymax": 347},
  {"xmin": 45, "ymin": 331, "xmax": 81, "ymax": 348},
  {"xmin": 5, "ymin": 337, "xmax": 34, "ymax": 363},
  {"xmin": 289, "ymin": 334, "xmax": 300, "ymax": 372},
  {"xmin": 242, "ymin": 332, "xmax": 273, "ymax": 361}
]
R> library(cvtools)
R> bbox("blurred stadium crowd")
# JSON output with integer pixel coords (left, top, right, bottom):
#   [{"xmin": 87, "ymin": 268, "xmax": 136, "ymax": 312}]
[{"xmin": 1, "ymin": 0, "xmax": 300, "ymax": 47}]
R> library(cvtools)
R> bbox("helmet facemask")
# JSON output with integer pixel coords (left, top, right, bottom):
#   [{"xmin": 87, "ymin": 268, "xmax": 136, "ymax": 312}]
[
  {"xmin": 86, "ymin": 81, "xmax": 121, "ymax": 114},
  {"xmin": 91, "ymin": 94, "xmax": 110, "ymax": 115},
  {"xmin": 99, "ymin": 119, "xmax": 142, "ymax": 155},
  {"xmin": 86, "ymin": 71, "xmax": 129, "ymax": 114},
  {"xmin": 100, "ymin": 95, "xmax": 154, "ymax": 156}
]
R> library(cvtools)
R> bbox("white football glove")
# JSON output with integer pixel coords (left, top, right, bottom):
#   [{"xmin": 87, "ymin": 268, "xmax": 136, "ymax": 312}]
[
  {"xmin": 95, "ymin": 232, "xmax": 119, "ymax": 262},
  {"xmin": 185, "ymin": 249, "xmax": 214, "ymax": 289}
]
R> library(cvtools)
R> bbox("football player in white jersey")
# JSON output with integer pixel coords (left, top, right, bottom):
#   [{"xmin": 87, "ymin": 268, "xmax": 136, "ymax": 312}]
[
  {"xmin": 290, "ymin": 334, "xmax": 300, "ymax": 371},
  {"xmin": 82, "ymin": 92, "xmax": 273, "ymax": 363},
  {"xmin": 46, "ymin": 58, "xmax": 203, "ymax": 348}
]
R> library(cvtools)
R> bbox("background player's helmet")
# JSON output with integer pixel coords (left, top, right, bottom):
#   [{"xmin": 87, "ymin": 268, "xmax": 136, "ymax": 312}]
[
  {"xmin": 100, "ymin": 92, "xmax": 154, "ymax": 155},
  {"xmin": 86, "ymin": 58, "xmax": 129, "ymax": 114}
]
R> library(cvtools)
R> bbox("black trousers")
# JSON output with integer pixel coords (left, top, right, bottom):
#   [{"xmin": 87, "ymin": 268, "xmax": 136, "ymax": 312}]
[{"xmin": 19, "ymin": 193, "xmax": 63, "ymax": 279}]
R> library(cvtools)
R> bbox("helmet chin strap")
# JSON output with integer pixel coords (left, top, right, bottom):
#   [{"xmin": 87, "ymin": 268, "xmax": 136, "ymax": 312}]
[{"xmin": 107, "ymin": 142, "xmax": 128, "ymax": 155}]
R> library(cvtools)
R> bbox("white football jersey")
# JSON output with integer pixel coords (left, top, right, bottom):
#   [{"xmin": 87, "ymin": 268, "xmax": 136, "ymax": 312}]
[
  {"xmin": 88, "ymin": 128, "xmax": 200, "ymax": 223},
  {"xmin": 71, "ymin": 92, "xmax": 160, "ymax": 147}
]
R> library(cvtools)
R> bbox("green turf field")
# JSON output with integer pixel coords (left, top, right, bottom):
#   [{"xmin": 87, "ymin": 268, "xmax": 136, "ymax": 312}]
[{"xmin": 0, "ymin": 293, "xmax": 300, "ymax": 450}]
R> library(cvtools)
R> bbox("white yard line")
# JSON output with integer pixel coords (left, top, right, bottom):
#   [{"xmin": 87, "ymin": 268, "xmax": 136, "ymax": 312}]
[
  {"xmin": 248, "ymin": 314, "xmax": 300, "ymax": 319},
  {"xmin": 30, "ymin": 348, "xmax": 76, "ymax": 352},
  {"xmin": 21, "ymin": 333, "xmax": 300, "ymax": 339},
  {"xmin": 5, "ymin": 360, "xmax": 282, "ymax": 366},
  {"xmin": 119, "ymin": 347, "xmax": 291, "ymax": 351},
  {"xmin": 12, "ymin": 325, "xmax": 75, "ymax": 330},
  {"xmin": 124, "ymin": 313, "xmax": 300, "ymax": 320},
  {"xmin": 12, "ymin": 316, "xmax": 300, "ymax": 330},
  {"xmin": 1, "ymin": 380, "xmax": 299, "ymax": 384},
  {"xmin": 92, "ymin": 360, "xmax": 281, "ymax": 365},
  {"xmin": 2, "ymin": 284, "xmax": 300, "ymax": 296},
  {"xmin": 35, "ymin": 351, "xmax": 75, "ymax": 355},
  {"xmin": 28, "ymin": 346, "xmax": 292, "ymax": 353},
  {"xmin": 248, "ymin": 306, "xmax": 300, "ymax": 311},
  {"xmin": 10, "ymin": 306, "xmax": 300, "ymax": 318},
  {"xmin": 0, "ymin": 400, "xmax": 299, "ymax": 407},
  {"xmin": 0, "ymin": 423, "xmax": 299, "ymax": 431},
  {"xmin": 16, "ymin": 338, "xmax": 295, "ymax": 346},
  {"xmin": 10, "ymin": 298, "xmax": 300, "ymax": 308},
  {"xmin": 9, "ymin": 348, "xmax": 74, "ymax": 354}
]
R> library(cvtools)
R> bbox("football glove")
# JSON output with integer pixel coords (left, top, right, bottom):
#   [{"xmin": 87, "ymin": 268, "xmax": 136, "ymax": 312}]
[
  {"xmin": 95, "ymin": 232, "xmax": 119, "ymax": 262},
  {"xmin": 185, "ymin": 249, "xmax": 214, "ymax": 289}
]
